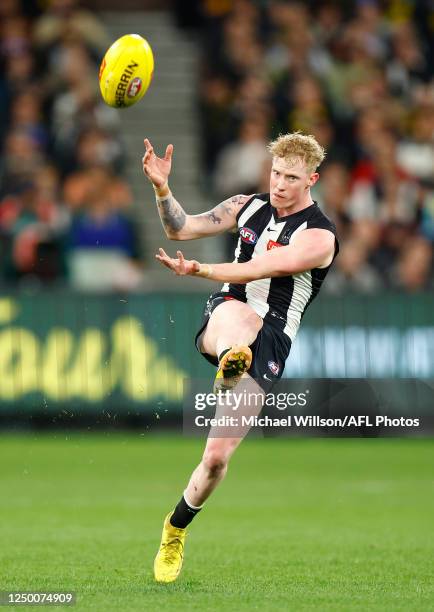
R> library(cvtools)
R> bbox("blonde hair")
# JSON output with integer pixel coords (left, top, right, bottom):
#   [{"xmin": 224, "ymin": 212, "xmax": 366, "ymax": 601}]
[{"xmin": 267, "ymin": 132, "xmax": 326, "ymax": 173}]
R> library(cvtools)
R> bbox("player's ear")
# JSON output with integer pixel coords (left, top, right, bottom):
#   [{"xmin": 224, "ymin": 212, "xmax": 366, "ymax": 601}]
[{"xmin": 309, "ymin": 172, "xmax": 319, "ymax": 187}]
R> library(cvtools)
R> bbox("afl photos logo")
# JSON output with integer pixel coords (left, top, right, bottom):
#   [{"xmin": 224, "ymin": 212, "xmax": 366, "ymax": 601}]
[
  {"xmin": 127, "ymin": 77, "xmax": 142, "ymax": 98},
  {"xmin": 240, "ymin": 227, "xmax": 258, "ymax": 245}
]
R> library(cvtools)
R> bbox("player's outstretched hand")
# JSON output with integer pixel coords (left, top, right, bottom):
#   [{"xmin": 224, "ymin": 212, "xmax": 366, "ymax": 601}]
[
  {"xmin": 142, "ymin": 138, "xmax": 173, "ymax": 188},
  {"xmin": 156, "ymin": 248, "xmax": 200, "ymax": 276}
]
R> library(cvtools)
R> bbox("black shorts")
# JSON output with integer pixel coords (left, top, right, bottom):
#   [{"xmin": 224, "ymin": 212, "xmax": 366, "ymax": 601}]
[{"xmin": 194, "ymin": 292, "xmax": 292, "ymax": 392}]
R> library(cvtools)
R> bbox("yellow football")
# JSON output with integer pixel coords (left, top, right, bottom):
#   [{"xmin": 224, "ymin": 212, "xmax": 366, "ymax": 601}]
[{"xmin": 98, "ymin": 34, "xmax": 154, "ymax": 108}]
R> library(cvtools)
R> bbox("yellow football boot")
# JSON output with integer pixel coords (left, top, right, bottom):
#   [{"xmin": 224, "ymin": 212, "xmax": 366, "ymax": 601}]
[
  {"xmin": 214, "ymin": 345, "xmax": 252, "ymax": 392},
  {"xmin": 154, "ymin": 513, "xmax": 187, "ymax": 583}
]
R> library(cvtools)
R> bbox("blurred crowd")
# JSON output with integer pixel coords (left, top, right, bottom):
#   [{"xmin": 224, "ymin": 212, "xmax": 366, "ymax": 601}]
[
  {"xmin": 196, "ymin": 0, "xmax": 434, "ymax": 293},
  {"xmin": 1, "ymin": 0, "xmax": 433, "ymax": 294},
  {"xmin": 0, "ymin": 0, "xmax": 142, "ymax": 292}
]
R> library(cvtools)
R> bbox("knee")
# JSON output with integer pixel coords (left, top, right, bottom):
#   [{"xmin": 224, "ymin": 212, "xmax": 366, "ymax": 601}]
[
  {"xmin": 202, "ymin": 449, "xmax": 228, "ymax": 477},
  {"xmin": 245, "ymin": 311, "xmax": 262, "ymax": 331}
]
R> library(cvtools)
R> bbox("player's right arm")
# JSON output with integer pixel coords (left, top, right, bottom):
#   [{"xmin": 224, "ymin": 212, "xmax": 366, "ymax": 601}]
[
  {"xmin": 142, "ymin": 138, "xmax": 250, "ymax": 240},
  {"xmin": 156, "ymin": 192, "xmax": 251, "ymax": 240}
]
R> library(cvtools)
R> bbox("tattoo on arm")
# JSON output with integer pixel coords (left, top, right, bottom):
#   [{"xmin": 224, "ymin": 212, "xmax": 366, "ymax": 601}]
[
  {"xmin": 155, "ymin": 193, "xmax": 250, "ymax": 239},
  {"xmin": 201, "ymin": 194, "xmax": 249, "ymax": 228},
  {"xmin": 157, "ymin": 195, "xmax": 187, "ymax": 233},
  {"xmin": 206, "ymin": 211, "xmax": 222, "ymax": 224}
]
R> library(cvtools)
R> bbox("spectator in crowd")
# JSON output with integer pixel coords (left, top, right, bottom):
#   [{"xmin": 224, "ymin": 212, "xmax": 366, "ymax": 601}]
[
  {"xmin": 394, "ymin": 236, "xmax": 433, "ymax": 292},
  {"xmin": 66, "ymin": 167, "xmax": 142, "ymax": 292},
  {"xmin": 47, "ymin": 41, "xmax": 120, "ymax": 172},
  {"xmin": 0, "ymin": 166, "xmax": 68, "ymax": 284},
  {"xmin": 72, "ymin": 127, "xmax": 123, "ymax": 175},
  {"xmin": 199, "ymin": 75, "xmax": 238, "ymax": 174},
  {"xmin": 397, "ymin": 104, "xmax": 434, "ymax": 182},
  {"xmin": 348, "ymin": 133, "xmax": 420, "ymax": 225},
  {"xmin": 386, "ymin": 21, "xmax": 431, "ymax": 101},
  {"xmin": 311, "ymin": 161, "xmax": 352, "ymax": 238},
  {"xmin": 0, "ymin": 129, "xmax": 46, "ymax": 194},
  {"xmin": 325, "ymin": 238, "xmax": 382, "ymax": 295},
  {"xmin": 9, "ymin": 89, "xmax": 48, "ymax": 151},
  {"xmin": 213, "ymin": 113, "xmax": 270, "ymax": 199},
  {"xmin": 33, "ymin": 0, "xmax": 110, "ymax": 62}
]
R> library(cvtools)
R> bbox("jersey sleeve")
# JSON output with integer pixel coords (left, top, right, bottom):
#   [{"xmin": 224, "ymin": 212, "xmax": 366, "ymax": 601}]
[
  {"xmin": 307, "ymin": 213, "xmax": 337, "ymax": 234},
  {"xmin": 307, "ymin": 208, "xmax": 339, "ymax": 256}
]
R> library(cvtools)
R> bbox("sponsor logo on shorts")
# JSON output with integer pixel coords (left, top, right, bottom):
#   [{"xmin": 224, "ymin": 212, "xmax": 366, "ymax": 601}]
[
  {"xmin": 127, "ymin": 76, "xmax": 142, "ymax": 98},
  {"xmin": 240, "ymin": 227, "xmax": 258, "ymax": 245},
  {"xmin": 268, "ymin": 360, "xmax": 280, "ymax": 375}
]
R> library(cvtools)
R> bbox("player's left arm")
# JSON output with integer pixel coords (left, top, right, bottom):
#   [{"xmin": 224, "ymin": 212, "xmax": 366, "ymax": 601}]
[{"xmin": 156, "ymin": 228, "xmax": 336, "ymax": 282}]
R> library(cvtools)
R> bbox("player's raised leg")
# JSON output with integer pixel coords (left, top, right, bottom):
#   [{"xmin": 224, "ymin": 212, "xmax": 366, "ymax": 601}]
[
  {"xmin": 200, "ymin": 300, "xmax": 263, "ymax": 391},
  {"xmin": 200, "ymin": 299, "xmax": 262, "ymax": 358}
]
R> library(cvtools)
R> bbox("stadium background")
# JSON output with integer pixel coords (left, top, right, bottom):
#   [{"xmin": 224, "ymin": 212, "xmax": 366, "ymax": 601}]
[{"xmin": 1, "ymin": 1, "xmax": 433, "ymax": 609}]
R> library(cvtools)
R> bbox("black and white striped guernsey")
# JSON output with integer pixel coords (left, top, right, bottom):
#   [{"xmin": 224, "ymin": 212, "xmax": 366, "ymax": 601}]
[{"xmin": 222, "ymin": 193, "xmax": 339, "ymax": 341}]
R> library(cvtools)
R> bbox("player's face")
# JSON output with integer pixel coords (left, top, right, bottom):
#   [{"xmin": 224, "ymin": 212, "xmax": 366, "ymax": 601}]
[{"xmin": 269, "ymin": 157, "xmax": 319, "ymax": 213}]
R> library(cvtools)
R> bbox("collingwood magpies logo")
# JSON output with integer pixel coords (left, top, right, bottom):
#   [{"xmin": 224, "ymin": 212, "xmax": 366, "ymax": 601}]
[{"xmin": 279, "ymin": 229, "xmax": 292, "ymax": 245}]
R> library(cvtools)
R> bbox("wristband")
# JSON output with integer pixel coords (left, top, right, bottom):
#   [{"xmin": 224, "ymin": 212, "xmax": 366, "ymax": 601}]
[
  {"xmin": 153, "ymin": 182, "xmax": 170, "ymax": 199},
  {"xmin": 196, "ymin": 263, "xmax": 213, "ymax": 278}
]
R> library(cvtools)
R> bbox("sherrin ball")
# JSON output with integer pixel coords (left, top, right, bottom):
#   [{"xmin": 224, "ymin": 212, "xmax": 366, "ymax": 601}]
[{"xmin": 99, "ymin": 34, "xmax": 154, "ymax": 108}]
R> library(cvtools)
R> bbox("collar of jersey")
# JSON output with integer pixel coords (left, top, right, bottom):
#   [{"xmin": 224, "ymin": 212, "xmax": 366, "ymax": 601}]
[{"xmin": 270, "ymin": 200, "xmax": 317, "ymax": 223}]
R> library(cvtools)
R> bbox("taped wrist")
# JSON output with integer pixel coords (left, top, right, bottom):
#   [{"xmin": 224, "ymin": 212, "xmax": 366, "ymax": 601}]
[
  {"xmin": 153, "ymin": 183, "xmax": 170, "ymax": 199},
  {"xmin": 195, "ymin": 263, "xmax": 213, "ymax": 278}
]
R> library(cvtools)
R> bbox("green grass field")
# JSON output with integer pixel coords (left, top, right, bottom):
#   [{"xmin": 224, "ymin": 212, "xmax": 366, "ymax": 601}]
[{"xmin": 1, "ymin": 434, "xmax": 433, "ymax": 611}]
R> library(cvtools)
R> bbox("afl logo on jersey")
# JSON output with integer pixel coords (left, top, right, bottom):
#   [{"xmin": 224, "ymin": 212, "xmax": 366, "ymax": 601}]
[{"xmin": 240, "ymin": 227, "xmax": 258, "ymax": 244}]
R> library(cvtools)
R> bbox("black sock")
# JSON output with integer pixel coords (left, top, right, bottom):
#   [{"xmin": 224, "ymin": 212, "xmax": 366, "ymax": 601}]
[
  {"xmin": 218, "ymin": 348, "xmax": 230, "ymax": 363},
  {"xmin": 170, "ymin": 495, "xmax": 202, "ymax": 529}
]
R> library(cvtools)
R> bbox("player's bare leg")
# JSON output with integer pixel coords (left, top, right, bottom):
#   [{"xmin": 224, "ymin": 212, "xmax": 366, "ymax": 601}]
[
  {"xmin": 200, "ymin": 300, "xmax": 262, "ymax": 391},
  {"xmin": 200, "ymin": 299, "xmax": 263, "ymax": 358},
  {"xmin": 184, "ymin": 374, "xmax": 264, "ymax": 506},
  {"xmin": 182, "ymin": 437, "xmax": 239, "ymax": 505}
]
